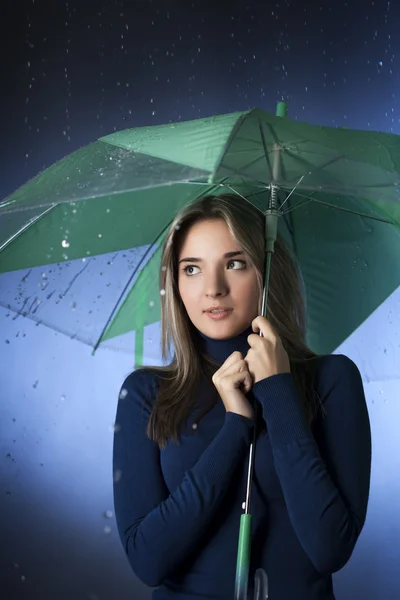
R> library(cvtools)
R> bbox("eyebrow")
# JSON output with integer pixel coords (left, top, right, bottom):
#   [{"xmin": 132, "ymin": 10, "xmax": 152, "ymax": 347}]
[{"xmin": 178, "ymin": 251, "xmax": 245, "ymax": 264}]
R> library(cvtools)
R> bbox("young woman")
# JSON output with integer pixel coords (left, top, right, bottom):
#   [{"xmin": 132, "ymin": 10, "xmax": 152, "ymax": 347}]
[{"xmin": 113, "ymin": 193, "xmax": 371, "ymax": 599}]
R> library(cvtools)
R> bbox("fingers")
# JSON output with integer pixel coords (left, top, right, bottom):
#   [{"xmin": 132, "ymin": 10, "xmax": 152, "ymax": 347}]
[
  {"xmin": 213, "ymin": 352, "xmax": 245, "ymax": 380},
  {"xmin": 217, "ymin": 351, "xmax": 243, "ymax": 373},
  {"xmin": 213, "ymin": 353, "xmax": 252, "ymax": 390}
]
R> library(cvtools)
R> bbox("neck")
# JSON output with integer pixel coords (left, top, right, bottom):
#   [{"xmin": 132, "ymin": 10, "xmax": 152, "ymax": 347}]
[{"xmin": 194, "ymin": 324, "xmax": 254, "ymax": 364}]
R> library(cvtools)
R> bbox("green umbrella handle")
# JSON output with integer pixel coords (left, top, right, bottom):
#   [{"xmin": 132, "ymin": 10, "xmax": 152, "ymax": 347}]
[{"xmin": 234, "ymin": 513, "xmax": 252, "ymax": 600}]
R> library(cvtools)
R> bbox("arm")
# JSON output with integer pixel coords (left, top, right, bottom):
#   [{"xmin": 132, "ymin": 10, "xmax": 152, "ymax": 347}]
[
  {"xmin": 251, "ymin": 354, "xmax": 372, "ymax": 574},
  {"xmin": 113, "ymin": 370, "xmax": 254, "ymax": 588}
]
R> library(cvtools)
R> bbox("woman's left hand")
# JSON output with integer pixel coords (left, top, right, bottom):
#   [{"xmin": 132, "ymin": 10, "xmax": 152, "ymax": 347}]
[{"xmin": 245, "ymin": 316, "xmax": 291, "ymax": 385}]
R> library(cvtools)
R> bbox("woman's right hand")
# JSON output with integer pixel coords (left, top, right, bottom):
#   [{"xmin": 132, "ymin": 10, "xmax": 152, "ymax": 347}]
[{"xmin": 212, "ymin": 351, "xmax": 254, "ymax": 420}]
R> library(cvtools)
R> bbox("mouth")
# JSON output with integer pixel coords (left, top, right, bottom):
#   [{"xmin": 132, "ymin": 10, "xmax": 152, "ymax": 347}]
[{"xmin": 204, "ymin": 309, "xmax": 233, "ymax": 319}]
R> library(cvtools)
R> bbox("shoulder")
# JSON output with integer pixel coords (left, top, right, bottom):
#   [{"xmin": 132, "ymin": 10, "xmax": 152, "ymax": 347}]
[
  {"xmin": 311, "ymin": 353, "xmax": 364, "ymax": 401},
  {"xmin": 119, "ymin": 368, "xmax": 159, "ymax": 413},
  {"xmin": 315, "ymin": 353, "xmax": 362, "ymax": 379}
]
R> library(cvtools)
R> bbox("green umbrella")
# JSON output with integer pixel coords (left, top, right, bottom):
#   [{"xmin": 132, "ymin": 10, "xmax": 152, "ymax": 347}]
[{"xmin": 1, "ymin": 102, "xmax": 400, "ymax": 598}]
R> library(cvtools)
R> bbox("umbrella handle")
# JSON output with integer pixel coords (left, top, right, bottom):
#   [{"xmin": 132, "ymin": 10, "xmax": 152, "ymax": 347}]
[
  {"xmin": 234, "ymin": 514, "xmax": 269, "ymax": 600},
  {"xmin": 234, "ymin": 514, "xmax": 252, "ymax": 600}
]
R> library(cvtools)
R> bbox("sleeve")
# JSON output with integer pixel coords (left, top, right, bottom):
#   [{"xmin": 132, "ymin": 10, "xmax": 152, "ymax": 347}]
[
  {"xmin": 250, "ymin": 354, "xmax": 372, "ymax": 575},
  {"xmin": 112, "ymin": 370, "xmax": 254, "ymax": 588}
]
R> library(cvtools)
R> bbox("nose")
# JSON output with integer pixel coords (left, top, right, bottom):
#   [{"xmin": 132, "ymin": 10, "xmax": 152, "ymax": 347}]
[{"xmin": 204, "ymin": 267, "xmax": 231, "ymax": 297}]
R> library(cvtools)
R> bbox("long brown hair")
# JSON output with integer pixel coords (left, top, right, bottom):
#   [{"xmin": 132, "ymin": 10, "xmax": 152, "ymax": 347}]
[{"xmin": 134, "ymin": 193, "xmax": 325, "ymax": 449}]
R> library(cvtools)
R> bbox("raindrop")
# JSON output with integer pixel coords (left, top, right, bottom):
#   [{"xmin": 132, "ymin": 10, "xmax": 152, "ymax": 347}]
[
  {"xmin": 104, "ymin": 526, "xmax": 111, "ymax": 534},
  {"xmin": 119, "ymin": 388, "xmax": 128, "ymax": 400},
  {"xmin": 160, "ymin": 289, "xmax": 166, "ymax": 296},
  {"xmin": 104, "ymin": 509, "xmax": 113, "ymax": 518},
  {"xmin": 114, "ymin": 469, "xmax": 122, "ymax": 483},
  {"xmin": 149, "ymin": 300, "xmax": 155, "ymax": 308},
  {"xmin": 161, "ymin": 265, "xmax": 167, "ymax": 271},
  {"xmin": 62, "ymin": 240, "xmax": 70, "ymax": 248},
  {"xmin": 111, "ymin": 423, "xmax": 121, "ymax": 433}
]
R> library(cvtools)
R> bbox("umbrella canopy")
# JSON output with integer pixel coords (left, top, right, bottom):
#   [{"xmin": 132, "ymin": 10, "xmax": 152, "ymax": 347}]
[{"xmin": 1, "ymin": 108, "xmax": 400, "ymax": 366}]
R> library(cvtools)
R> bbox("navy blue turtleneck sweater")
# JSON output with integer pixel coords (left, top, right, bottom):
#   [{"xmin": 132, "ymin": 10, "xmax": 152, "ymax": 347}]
[{"xmin": 113, "ymin": 325, "xmax": 371, "ymax": 599}]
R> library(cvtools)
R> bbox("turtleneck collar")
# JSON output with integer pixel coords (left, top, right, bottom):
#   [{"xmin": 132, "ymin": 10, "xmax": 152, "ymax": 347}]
[{"xmin": 195, "ymin": 324, "xmax": 254, "ymax": 365}]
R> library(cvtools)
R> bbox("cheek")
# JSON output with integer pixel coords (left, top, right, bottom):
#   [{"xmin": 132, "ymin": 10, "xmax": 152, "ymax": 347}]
[{"xmin": 177, "ymin": 280, "xmax": 194, "ymax": 306}]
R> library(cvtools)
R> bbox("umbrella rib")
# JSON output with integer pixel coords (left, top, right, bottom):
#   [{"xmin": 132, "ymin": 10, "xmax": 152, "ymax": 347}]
[
  {"xmin": 258, "ymin": 121, "xmax": 275, "ymax": 179},
  {"xmin": 282, "ymin": 193, "xmax": 397, "ymax": 225},
  {"xmin": 0, "ymin": 204, "xmax": 58, "ymax": 253},
  {"xmin": 92, "ymin": 227, "xmax": 171, "ymax": 353},
  {"xmin": 0, "ymin": 299, "xmax": 132, "ymax": 357},
  {"xmin": 210, "ymin": 113, "xmax": 253, "ymax": 182},
  {"xmin": 210, "ymin": 155, "xmax": 270, "ymax": 183}
]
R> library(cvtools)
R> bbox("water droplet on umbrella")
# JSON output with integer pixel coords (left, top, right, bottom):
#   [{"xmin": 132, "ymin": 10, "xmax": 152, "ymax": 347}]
[{"xmin": 62, "ymin": 240, "xmax": 70, "ymax": 248}]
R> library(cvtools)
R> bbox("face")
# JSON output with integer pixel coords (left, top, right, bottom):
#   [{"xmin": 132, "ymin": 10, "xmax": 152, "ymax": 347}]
[{"xmin": 177, "ymin": 219, "xmax": 260, "ymax": 339}]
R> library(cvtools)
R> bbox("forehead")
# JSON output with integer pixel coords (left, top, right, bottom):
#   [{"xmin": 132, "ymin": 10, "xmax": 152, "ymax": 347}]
[{"xmin": 179, "ymin": 220, "xmax": 233, "ymax": 250}]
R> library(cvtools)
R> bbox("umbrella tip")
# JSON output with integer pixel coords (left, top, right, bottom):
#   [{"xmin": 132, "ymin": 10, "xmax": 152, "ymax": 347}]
[{"xmin": 276, "ymin": 102, "xmax": 288, "ymax": 117}]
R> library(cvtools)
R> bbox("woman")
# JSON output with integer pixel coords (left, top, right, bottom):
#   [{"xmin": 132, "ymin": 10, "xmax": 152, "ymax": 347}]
[{"xmin": 113, "ymin": 193, "xmax": 372, "ymax": 599}]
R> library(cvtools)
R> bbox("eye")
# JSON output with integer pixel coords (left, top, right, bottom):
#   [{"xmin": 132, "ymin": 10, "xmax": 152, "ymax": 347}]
[{"xmin": 182, "ymin": 259, "xmax": 247, "ymax": 276}]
